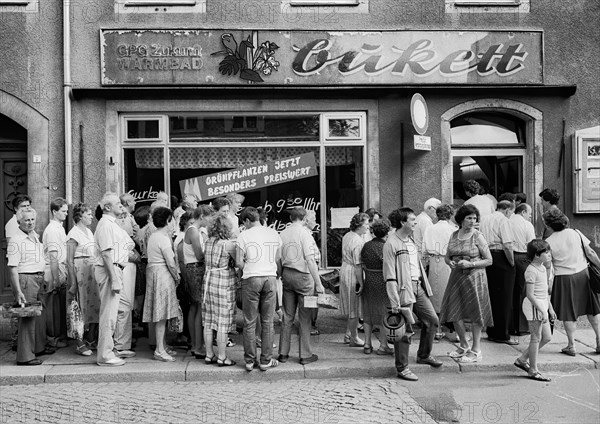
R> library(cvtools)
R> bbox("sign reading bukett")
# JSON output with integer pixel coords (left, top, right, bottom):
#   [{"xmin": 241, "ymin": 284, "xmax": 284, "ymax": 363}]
[
  {"xmin": 101, "ymin": 30, "xmax": 543, "ymax": 86},
  {"xmin": 180, "ymin": 152, "xmax": 318, "ymax": 201}
]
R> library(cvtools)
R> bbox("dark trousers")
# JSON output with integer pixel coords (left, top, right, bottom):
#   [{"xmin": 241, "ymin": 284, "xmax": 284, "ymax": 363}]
[
  {"xmin": 394, "ymin": 281, "xmax": 439, "ymax": 372},
  {"xmin": 511, "ymin": 253, "xmax": 530, "ymax": 334},
  {"xmin": 17, "ymin": 274, "xmax": 47, "ymax": 363},
  {"xmin": 486, "ymin": 251, "xmax": 516, "ymax": 340},
  {"xmin": 44, "ymin": 287, "xmax": 67, "ymax": 343}
]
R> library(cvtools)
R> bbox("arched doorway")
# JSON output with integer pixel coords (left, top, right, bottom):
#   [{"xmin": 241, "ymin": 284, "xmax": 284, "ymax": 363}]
[
  {"xmin": 0, "ymin": 90, "xmax": 50, "ymax": 303},
  {"xmin": 441, "ymin": 99, "xmax": 543, "ymax": 216},
  {"xmin": 1, "ymin": 114, "xmax": 28, "ymax": 299}
]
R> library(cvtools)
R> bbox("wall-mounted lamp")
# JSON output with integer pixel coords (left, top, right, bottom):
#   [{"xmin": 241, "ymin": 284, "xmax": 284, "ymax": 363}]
[{"xmin": 109, "ymin": 156, "xmax": 115, "ymax": 166}]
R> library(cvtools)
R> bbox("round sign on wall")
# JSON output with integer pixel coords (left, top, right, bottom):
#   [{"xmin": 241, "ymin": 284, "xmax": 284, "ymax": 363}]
[{"xmin": 410, "ymin": 93, "xmax": 429, "ymax": 135}]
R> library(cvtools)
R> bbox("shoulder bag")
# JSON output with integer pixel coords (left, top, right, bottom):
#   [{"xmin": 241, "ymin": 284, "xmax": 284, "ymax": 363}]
[{"xmin": 576, "ymin": 230, "xmax": 600, "ymax": 294}]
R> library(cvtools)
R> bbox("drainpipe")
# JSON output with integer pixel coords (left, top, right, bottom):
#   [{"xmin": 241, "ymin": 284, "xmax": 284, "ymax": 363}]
[{"xmin": 63, "ymin": 0, "xmax": 73, "ymax": 205}]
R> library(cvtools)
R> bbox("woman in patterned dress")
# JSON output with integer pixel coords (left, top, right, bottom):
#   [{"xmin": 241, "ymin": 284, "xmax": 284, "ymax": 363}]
[
  {"xmin": 202, "ymin": 213, "xmax": 238, "ymax": 366},
  {"xmin": 143, "ymin": 207, "xmax": 182, "ymax": 362},
  {"xmin": 360, "ymin": 218, "xmax": 392, "ymax": 354},
  {"xmin": 66, "ymin": 203, "xmax": 100, "ymax": 356},
  {"xmin": 440, "ymin": 204, "xmax": 493, "ymax": 363},
  {"xmin": 339, "ymin": 212, "xmax": 370, "ymax": 346}
]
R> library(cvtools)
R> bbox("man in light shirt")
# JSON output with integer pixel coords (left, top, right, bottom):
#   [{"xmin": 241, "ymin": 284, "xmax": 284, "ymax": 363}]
[
  {"xmin": 413, "ymin": 198, "xmax": 441, "ymax": 261},
  {"xmin": 4, "ymin": 194, "xmax": 33, "ymax": 352},
  {"xmin": 464, "ymin": 180, "xmax": 495, "ymax": 218},
  {"xmin": 115, "ymin": 193, "xmax": 141, "ymax": 354},
  {"xmin": 42, "ymin": 198, "xmax": 69, "ymax": 348},
  {"xmin": 95, "ymin": 193, "xmax": 136, "ymax": 366},
  {"xmin": 480, "ymin": 200, "xmax": 517, "ymax": 344},
  {"xmin": 7, "ymin": 208, "xmax": 47, "ymax": 365},
  {"xmin": 509, "ymin": 203, "xmax": 536, "ymax": 335},
  {"xmin": 278, "ymin": 207, "xmax": 324, "ymax": 365},
  {"xmin": 383, "ymin": 207, "xmax": 442, "ymax": 382},
  {"xmin": 5, "ymin": 195, "xmax": 32, "ymax": 241},
  {"xmin": 236, "ymin": 206, "xmax": 282, "ymax": 371}
]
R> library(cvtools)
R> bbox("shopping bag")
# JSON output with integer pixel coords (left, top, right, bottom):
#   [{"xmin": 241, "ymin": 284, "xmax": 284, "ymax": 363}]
[
  {"xmin": 66, "ymin": 299, "xmax": 84, "ymax": 340},
  {"xmin": 168, "ymin": 305, "xmax": 184, "ymax": 333}
]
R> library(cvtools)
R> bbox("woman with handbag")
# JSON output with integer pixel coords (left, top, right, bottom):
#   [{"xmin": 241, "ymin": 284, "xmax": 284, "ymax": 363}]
[
  {"xmin": 544, "ymin": 209, "xmax": 600, "ymax": 355},
  {"xmin": 143, "ymin": 206, "xmax": 182, "ymax": 362},
  {"xmin": 66, "ymin": 203, "xmax": 100, "ymax": 356},
  {"xmin": 439, "ymin": 204, "xmax": 493, "ymax": 363},
  {"xmin": 202, "ymin": 213, "xmax": 238, "ymax": 366}
]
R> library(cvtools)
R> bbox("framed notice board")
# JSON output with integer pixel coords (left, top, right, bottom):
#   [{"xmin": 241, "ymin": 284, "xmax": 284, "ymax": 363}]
[{"xmin": 573, "ymin": 126, "xmax": 600, "ymax": 213}]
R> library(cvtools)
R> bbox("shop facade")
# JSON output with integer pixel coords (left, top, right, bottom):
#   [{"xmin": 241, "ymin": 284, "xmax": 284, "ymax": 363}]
[{"xmin": 1, "ymin": 0, "xmax": 599, "ymax": 300}]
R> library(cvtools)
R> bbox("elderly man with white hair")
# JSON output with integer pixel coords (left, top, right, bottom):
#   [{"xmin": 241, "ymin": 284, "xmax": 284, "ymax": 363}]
[
  {"xmin": 94, "ymin": 193, "xmax": 136, "ymax": 366},
  {"xmin": 115, "ymin": 193, "xmax": 141, "ymax": 355},
  {"xmin": 413, "ymin": 198, "xmax": 442, "ymax": 261},
  {"xmin": 7, "ymin": 208, "xmax": 47, "ymax": 365}
]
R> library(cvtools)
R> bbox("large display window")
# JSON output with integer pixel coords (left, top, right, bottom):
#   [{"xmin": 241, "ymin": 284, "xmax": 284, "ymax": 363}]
[{"xmin": 120, "ymin": 111, "xmax": 366, "ymax": 267}]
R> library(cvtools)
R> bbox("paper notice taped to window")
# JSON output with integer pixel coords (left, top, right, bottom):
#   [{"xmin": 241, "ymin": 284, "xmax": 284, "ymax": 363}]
[{"xmin": 331, "ymin": 207, "xmax": 359, "ymax": 229}]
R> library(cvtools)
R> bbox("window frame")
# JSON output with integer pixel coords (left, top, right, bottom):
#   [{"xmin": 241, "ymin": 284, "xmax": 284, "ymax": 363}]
[{"xmin": 120, "ymin": 111, "xmax": 367, "ymax": 267}]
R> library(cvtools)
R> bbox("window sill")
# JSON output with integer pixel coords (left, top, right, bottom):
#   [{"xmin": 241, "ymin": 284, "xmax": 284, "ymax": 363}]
[
  {"xmin": 116, "ymin": 0, "xmax": 204, "ymax": 13},
  {"xmin": 0, "ymin": 0, "xmax": 37, "ymax": 12},
  {"xmin": 446, "ymin": 0, "xmax": 529, "ymax": 13},
  {"xmin": 289, "ymin": 0, "xmax": 359, "ymax": 5},
  {"xmin": 282, "ymin": 0, "xmax": 367, "ymax": 13}
]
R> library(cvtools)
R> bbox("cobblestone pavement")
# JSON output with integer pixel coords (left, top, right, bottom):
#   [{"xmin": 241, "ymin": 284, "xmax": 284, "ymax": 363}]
[{"xmin": 0, "ymin": 378, "xmax": 435, "ymax": 424}]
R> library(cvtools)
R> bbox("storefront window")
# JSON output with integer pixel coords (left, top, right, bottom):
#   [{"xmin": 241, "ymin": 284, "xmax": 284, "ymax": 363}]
[
  {"xmin": 121, "ymin": 111, "xmax": 366, "ymax": 267},
  {"xmin": 325, "ymin": 145, "xmax": 364, "ymax": 266},
  {"xmin": 123, "ymin": 148, "xmax": 165, "ymax": 206},
  {"xmin": 127, "ymin": 119, "xmax": 160, "ymax": 140},
  {"xmin": 169, "ymin": 113, "xmax": 319, "ymax": 143}
]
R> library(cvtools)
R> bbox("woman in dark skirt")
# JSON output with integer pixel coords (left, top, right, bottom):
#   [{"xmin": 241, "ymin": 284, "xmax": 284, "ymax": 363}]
[
  {"xmin": 544, "ymin": 209, "xmax": 600, "ymax": 356},
  {"xmin": 360, "ymin": 218, "xmax": 393, "ymax": 355}
]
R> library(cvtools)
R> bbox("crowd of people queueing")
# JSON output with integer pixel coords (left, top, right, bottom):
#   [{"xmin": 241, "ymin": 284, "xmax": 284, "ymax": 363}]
[
  {"xmin": 337, "ymin": 183, "xmax": 600, "ymax": 382},
  {"xmin": 6, "ymin": 183, "xmax": 600, "ymax": 385}
]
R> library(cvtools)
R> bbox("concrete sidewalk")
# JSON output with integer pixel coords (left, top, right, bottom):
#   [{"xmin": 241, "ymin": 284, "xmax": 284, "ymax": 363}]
[{"xmin": 1, "ymin": 309, "xmax": 598, "ymax": 386}]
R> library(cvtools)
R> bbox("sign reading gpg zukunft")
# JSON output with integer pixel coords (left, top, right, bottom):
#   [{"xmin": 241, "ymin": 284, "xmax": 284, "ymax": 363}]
[{"xmin": 180, "ymin": 152, "xmax": 318, "ymax": 201}]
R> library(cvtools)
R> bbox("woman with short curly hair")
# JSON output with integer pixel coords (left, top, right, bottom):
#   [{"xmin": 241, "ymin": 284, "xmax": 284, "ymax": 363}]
[
  {"xmin": 544, "ymin": 209, "xmax": 600, "ymax": 356},
  {"xmin": 339, "ymin": 212, "xmax": 370, "ymax": 346}
]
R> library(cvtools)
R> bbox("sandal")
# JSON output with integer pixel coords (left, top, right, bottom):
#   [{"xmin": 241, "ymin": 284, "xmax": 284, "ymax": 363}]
[
  {"xmin": 449, "ymin": 346, "xmax": 470, "ymax": 358},
  {"xmin": 459, "ymin": 350, "xmax": 482, "ymax": 363},
  {"xmin": 226, "ymin": 338, "xmax": 236, "ymax": 347},
  {"xmin": 528, "ymin": 371, "xmax": 551, "ymax": 382},
  {"xmin": 217, "ymin": 357, "xmax": 236, "ymax": 367},
  {"xmin": 363, "ymin": 345, "xmax": 373, "ymax": 354},
  {"xmin": 514, "ymin": 358, "xmax": 531, "ymax": 373},
  {"xmin": 204, "ymin": 355, "xmax": 218, "ymax": 365},
  {"xmin": 561, "ymin": 346, "xmax": 576, "ymax": 357}
]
